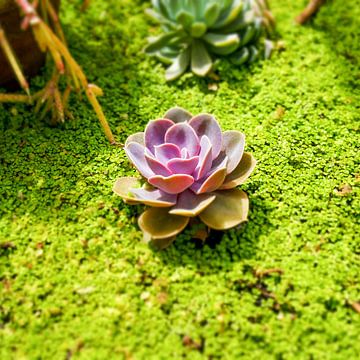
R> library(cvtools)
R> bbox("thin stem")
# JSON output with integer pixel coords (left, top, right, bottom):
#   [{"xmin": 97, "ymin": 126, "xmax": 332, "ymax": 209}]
[
  {"xmin": 0, "ymin": 25, "xmax": 30, "ymax": 95},
  {"xmin": 295, "ymin": 0, "xmax": 326, "ymax": 24},
  {"xmin": 86, "ymin": 87, "xmax": 115, "ymax": 143},
  {"xmin": 11, "ymin": 0, "xmax": 115, "ymax": 142},
  {"xmin": 0, "ymin": 94, "xmax": 31, "ymax": 103}
]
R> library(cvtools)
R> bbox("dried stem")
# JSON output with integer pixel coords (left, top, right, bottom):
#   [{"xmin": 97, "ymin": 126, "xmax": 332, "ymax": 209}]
[
  {"xmin": 81, "ymin": 0, "xmax": 91, "ymax": 12},
  {"xmin": 0, "ymin": 0, "xmax": 115, "ymax": 143},
  {"xmin": 0, "ymin": 25, "xmax": 30, "ymax": 95},
  {"xmin": 295, "ymin": 0, "xmax": 326, "ymax": 24},
  {"xmin": 0, "ymin": 94, "xmax": 31, "ymax": 102}
]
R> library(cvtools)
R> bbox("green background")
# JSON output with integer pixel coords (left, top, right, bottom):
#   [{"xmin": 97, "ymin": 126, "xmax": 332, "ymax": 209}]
[{"xmin": 1, "ymin": 0, "xmax": 359, "ymax": 358}]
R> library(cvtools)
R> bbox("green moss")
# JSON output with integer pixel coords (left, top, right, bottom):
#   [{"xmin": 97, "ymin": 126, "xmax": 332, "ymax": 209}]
[{"xmin": 1, "ymin": 0, "xmax": 359, "ymax": 358}]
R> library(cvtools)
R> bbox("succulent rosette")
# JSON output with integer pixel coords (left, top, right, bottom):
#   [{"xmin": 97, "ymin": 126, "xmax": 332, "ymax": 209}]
[
  {"xmin": 113, "ymin": 107, "xmax": 256, "ymax": 249},
  {"xmin": 145, "ymin": 0, "xmax": 275, "ymax": 81}
]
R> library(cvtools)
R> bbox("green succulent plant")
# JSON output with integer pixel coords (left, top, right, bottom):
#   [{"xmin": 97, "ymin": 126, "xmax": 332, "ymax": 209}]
[{"xmin": 145, "ymin": 0, "xmax": 275, "ymax": 81}]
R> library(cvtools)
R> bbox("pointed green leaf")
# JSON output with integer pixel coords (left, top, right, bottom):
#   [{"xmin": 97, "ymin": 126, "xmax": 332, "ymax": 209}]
[
  {"xmin": 145, "ymin": 32, "xmax": 178, "ymax": 54},
  {"xmin": 138, "ymin": 207, "xmax": 189, "ymax": 239},
  {"xmin": 199, "ymin": 189, "xmax": 249, "ymax": 230},
  {"xmin": 176, "ymin": 10, "xmax": 194, "ymax": 30},
  {"xmin": 156, "ymin": 0, "xmax": 171, "ymax": 19},
  {"xmin": 161, "ymin": 46, "xmax": 181, "ymax": 57},
  {"xmin": 192, "ymin": 0, "xmax": 207, "ymax": 20},
  {"xmin": 145, "ymin": 8, "xmax": 164, "ymax": 23},
  {"xmin": 186, "ymin": 0, "xmax": 197, "ymax": 17},
  {"xmin": 218, "ymin": 17, "xmax": 246, "ymax": 33},
  {"xmin": 249, "ymin": 45, "xmax": 259, "ymax": 62},
  {"xmin": 191, "ymin": 40, "xmax": 213, "ymax": 77},
  {"xmin": 213, "ymin": 0, "xmax": 243, "ymax": 29},
  {"xmin": 203, "ymin": 33, "xmax": 240, "ymax": 48},
  {"xmin": 165, "ymin": 47, "xmax": 191, "ymax": 81},
  {"xmin": 230, "ymin": 47, "xmax": 250, "ymax": 65},
  {"xmin": 264, "ymin": 39, "xmax": 274, "ymax": 59},
  {"xmin": 204, "ymin": 3, "xmax": 221, "ymax": 27},
  {"xmin": 240, "ymin": 24, "xmax": 256, "ymax": 46},
  {"xmin": 156, "ymin": 52, "xmax": 176, "ymax": 65},
  {"xmin": 165, "ymin": 0, "xmax": 182, "ymax": 19},
  {"xmin": 203, "ymin": 33, "xmax": 240, "ymax": 55}
]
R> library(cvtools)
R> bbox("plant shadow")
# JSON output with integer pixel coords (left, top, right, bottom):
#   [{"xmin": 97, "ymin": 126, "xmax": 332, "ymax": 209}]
[{"xmin": 153, "ymin": 195, "xmax": 276, "ymax": 274}]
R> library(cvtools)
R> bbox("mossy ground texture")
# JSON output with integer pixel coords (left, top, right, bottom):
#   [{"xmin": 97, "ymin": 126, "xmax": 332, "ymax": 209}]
[{"xmin": 1, "ymin": 0, "xmax": 359, "ymax": 359}]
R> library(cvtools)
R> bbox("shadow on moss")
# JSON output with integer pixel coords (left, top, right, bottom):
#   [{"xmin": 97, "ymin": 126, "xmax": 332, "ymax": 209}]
[{"xmin": 153, "ymin": 196, "xmax": 276, "ymax": 273}]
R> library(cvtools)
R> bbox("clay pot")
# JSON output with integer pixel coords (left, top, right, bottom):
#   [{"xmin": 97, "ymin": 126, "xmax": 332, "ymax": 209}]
[{"xmin": 0, "ymin": 0, "xmax": 60, "ymax": 88}]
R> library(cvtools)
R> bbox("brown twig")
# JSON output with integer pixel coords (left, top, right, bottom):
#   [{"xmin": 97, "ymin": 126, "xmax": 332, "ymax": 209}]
[
  {"xmin": 348, "ymin": 301, "xmax": 360, "ymax": 314},
  {"xmin": 255, "ymin": 268, "xmax": 284, "ymax": 278},
  {"xmin": 295, "ymin": 0, "xmax": 326, "ymax": 25},
  {"xmin": 81, "ymin": 0, "xmax": 91, "ymax": 12}
]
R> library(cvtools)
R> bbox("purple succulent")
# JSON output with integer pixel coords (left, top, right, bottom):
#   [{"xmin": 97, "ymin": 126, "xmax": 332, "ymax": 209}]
[{"xmin": 113, "ymin": 107, "xmax": 256, "ymax": 249}]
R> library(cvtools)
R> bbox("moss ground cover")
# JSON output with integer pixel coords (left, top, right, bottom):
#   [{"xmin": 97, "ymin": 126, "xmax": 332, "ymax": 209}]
[{"xmin": 0, "ymin": 0, "xmax": 359, "ymax": 358}]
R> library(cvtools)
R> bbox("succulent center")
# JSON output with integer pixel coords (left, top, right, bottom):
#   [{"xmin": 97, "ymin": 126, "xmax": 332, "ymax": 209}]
[{"xmin": 190, "ymin": 22, "xmax": 207, "ymax": 38}]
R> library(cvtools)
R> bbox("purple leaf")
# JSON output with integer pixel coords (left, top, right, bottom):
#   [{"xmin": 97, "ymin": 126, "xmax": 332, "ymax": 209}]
[
  {"xmin": 113, "ymin": 177, "xmax": 142, "ymax": 204},
  {"xmin": 169, "ymin": 190, "xmax": 216, "ymax": 217},
  {"xmin": 189, "ymin": 114, "xmax": 222, "ymax": 159},
  {"xmin": 222, "ymin": 130, "xmax": 245, "ymax": 173},
  {"xmin": 164, "ymin": 107, "xmax": 193, "ymax": 123},
  {"xmin": 154, "ymin": 143, "xmax": 181, "ymax": 163},
  {"xmin": 209, "ymin": 150, "xmax": 227, "ymax": 172},
  {"xmin": 194, "ymin": 135, "xmax": 213, "ymax": 180},
  {"xmin": 145, "ymin": 153, "xmax": 172, "ymax": 177},
  {"xmin": 149, "ymin": 174, "xmax": 194, "ymax": 194},
  {"xmin": 164, "ymin": 123, "xmax": 200, "ymax": 157},
  {"xmin": 220, "ymin": 152, "xmax": 256, "ymax": 189},
  {"xmin": 125, "ymin": 142, "xmax": 154, "ymax": 179},
  {"xmin": 145, "ymin": 119, "xmax": 174, "ymax": 153},
  {"xmin": 191, "ymin": 156, "xmax": 228, "ymax": 194},
  {"xmin": 130, "ymin": 187, "xmax": 177, "ymax": 207},
  {"xmin": 125, "ymin": 132, "xmax": 145, "ymax": 147},
  {"xmin": 167, "ymin": 156, "xmax": 199, "ymax": 175}
]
